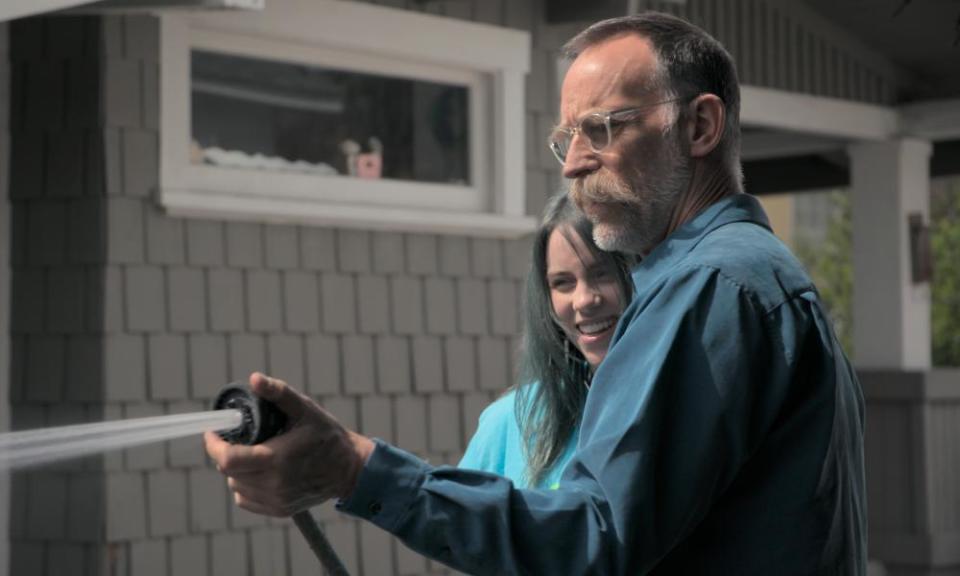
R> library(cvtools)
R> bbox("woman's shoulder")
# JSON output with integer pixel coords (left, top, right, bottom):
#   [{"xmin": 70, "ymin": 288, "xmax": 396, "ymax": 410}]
[
  {"xmin": 477, "ymin": 389, "xmax": 519, "ymax": 424},
  {"xmin": 477, "ymin": 382, "xmax": 542, "ymax": 425}
]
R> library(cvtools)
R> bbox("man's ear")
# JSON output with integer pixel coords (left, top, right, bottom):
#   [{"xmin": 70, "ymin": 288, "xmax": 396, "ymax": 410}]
[{"xmin": 684, "ymin": 94, "xmax": 725, "ymax": 158}]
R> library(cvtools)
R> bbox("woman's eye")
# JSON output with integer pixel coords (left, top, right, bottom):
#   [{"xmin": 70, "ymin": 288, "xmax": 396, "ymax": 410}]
[
  {"xmin": 550, "ymin": 278, "xmax": 574, "ymax": 291},
  {"xmin": 591, "ymin": 269, "xmax": 613, "ymax": 282}
]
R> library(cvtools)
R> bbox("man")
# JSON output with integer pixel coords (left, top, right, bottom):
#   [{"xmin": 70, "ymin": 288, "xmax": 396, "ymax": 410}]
[{"xmin": 206, "ymin": 12, "xmax": 866, "ymax": 574}]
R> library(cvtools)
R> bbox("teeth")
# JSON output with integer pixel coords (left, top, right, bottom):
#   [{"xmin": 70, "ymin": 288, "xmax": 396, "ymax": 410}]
[{"xmin": 579, "ymin": 318, "xmax": 616, "ymax": 335}]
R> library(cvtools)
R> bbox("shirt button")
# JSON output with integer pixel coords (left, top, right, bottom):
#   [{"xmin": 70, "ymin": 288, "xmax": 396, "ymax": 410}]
[{"xmin": 368, "ymin": 501, "xmax": 382, "ymax": 515}]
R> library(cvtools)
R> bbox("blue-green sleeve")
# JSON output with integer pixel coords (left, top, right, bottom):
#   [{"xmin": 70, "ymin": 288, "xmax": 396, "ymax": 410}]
[{"xmin": 339, "ymin": 265, "xmax": 799, "ymax": 574}]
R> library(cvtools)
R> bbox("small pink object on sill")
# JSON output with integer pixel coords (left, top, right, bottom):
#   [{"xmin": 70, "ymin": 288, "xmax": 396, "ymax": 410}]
[{"xmin": 355, "ymin": 153, "xmax": 382, "ymax": 179}]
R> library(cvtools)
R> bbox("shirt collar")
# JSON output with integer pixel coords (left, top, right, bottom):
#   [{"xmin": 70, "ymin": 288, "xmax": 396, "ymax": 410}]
[{"xmin": 634, "ymin": 193, "xmax": 771, "ymax": 277}]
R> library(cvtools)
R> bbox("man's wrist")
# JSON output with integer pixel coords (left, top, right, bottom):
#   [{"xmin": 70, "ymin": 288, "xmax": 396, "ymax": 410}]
[{"xmin": 339, "ymin": 431, "xmax": 376, "ymax": 500}]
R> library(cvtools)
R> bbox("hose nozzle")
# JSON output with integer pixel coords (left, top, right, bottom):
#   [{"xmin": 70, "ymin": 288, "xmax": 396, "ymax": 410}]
[{"xmin": 213, "ymin": 383, "xmax": 287, "ymax": 445}]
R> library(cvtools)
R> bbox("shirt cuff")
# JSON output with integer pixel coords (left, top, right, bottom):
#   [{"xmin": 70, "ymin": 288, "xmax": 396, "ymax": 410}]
[{"xmin": 336, "ymin": 438, "xmax": 432, "ymax": 532}]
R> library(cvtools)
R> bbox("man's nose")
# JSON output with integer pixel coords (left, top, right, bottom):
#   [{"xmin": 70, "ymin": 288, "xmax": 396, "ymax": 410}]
[{"xmin": 562, "ymin": 135, "xmax": 601, "ymax": 179}]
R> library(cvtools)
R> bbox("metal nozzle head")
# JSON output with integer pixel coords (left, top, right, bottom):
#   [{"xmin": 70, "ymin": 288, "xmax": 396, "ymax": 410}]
[{"xmin": 213, "ymin": 383, "xmax": 287, "ymax": 445}]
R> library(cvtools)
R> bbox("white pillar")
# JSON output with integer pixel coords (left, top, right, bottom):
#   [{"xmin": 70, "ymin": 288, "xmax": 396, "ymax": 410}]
[{"xmin": 849, "ymin": 139, "xmax": 932, "ymax": 370}]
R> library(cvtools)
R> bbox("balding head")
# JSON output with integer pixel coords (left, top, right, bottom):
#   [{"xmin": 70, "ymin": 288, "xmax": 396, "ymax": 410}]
[{"xmin": 563, "ymin": 12, "xmax": 743, "ymax": 188}]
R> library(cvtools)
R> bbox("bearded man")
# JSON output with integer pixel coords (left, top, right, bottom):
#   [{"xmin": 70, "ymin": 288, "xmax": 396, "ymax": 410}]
[{"xmin": 207, "ymin": 12, "xmax": 867, "ymax": 575}]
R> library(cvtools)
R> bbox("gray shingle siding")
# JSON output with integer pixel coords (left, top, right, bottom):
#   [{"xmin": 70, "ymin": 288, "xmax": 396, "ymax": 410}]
[{"xmin": 7, "ymin": 5, "xmax": 534, "ymax": 574}]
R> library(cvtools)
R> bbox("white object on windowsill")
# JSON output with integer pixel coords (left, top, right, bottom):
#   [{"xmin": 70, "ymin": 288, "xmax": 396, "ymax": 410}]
[{"xmin": 201, "ymin": 146, "xmax": 339, "ymax": 176}]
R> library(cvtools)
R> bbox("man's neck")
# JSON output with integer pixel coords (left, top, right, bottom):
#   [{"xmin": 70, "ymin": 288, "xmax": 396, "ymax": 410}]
[{"xmin": 664, "ymin": 162, "xmax": 738, "ymax": 239}]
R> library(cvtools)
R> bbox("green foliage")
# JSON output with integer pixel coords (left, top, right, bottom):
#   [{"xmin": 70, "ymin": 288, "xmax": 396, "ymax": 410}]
[
  {"xmin": 793, "ymin": 181, "xmax": 960, "ymax": 367},
  {"xmin": 931, "ymin": 179, "xmax": 960, "ymax": 366},
  {"xmin": 795, "ymin": 191, "xmax": 854, "ymax": 357}
]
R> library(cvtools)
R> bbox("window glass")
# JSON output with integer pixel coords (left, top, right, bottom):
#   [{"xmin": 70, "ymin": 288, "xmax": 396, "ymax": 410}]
[{"xmin": 190, "ymin": 50, "xmax": 471, "ymax": 185}]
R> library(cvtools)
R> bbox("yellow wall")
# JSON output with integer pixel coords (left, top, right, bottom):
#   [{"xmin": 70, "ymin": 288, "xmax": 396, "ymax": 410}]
[{"xmin": 757, "ymin": 194, "xmax": 795, "ymax": 247}]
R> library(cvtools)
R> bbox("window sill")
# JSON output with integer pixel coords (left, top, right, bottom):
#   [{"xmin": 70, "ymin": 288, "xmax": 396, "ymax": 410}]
[{"xmin": 159, "ymin": 187, "xmax": 537, "ymax": 238}]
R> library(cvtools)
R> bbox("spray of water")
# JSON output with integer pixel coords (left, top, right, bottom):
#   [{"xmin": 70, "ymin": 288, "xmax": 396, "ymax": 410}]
[{"xmin": 0, "ymin": 409, "xmax": 243, "ymax": 470}]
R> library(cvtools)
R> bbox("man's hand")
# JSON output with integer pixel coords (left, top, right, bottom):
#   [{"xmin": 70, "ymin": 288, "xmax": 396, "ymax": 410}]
[{"xmin": 204, "ymin": 372, "xmax": 375, "ymax": 517}]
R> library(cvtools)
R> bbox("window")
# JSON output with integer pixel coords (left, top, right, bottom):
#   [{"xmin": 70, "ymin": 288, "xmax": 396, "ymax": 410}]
[{"xmin": 160, "ymin": 0, "xmax": 534, "ymax": 236}]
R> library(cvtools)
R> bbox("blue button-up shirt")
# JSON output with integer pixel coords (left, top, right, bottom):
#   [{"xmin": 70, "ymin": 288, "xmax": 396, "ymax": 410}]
[{"xmin": 340, "ymin": 194, "xmax": 867, "ymax": 575}]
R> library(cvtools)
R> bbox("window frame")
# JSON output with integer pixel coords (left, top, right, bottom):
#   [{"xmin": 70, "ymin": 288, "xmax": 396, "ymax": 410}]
[{"xmin": 159, "ymin": 0, "xmax": 535, "ymax": 236}]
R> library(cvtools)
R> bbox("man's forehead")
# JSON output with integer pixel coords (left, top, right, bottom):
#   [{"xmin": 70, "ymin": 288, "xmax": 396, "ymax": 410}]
[{"xmin": 559, "ymin": 34, "xmax": 659, "ymax": 119}]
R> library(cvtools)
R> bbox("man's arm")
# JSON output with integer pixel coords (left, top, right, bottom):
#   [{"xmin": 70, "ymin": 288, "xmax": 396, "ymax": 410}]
[
  {"xmin": 338, "ymin": 265, "xmax": 795, "ymax": 574},
  {"xmin": 207, "ymin": 265, "xmax": 794, "ymax": 574}
]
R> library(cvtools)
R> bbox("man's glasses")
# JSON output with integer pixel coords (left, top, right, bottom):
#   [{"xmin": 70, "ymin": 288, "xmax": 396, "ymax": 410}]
[{"xmin": 548, "ymin": 96, "xmax": 692, "ymax": 165}]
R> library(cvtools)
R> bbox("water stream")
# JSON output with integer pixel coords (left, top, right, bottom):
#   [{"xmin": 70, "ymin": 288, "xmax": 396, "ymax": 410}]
[{"xmin": 0, "ymin": 409, "xmax": 243, "ymax": 469}]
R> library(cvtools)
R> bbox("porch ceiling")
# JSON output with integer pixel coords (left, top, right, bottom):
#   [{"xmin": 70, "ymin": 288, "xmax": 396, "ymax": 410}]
[
  {"xmin": 1, "ymin": 0, "xmax": 260, "ymax": 22},
  {"xmin": 800, "ymin": 0, "xmax": 960, "ymax": 100}
]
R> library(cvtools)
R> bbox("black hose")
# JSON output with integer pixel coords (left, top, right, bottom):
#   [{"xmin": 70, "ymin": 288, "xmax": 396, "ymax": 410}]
[
  {"xmin": 293, "ymin": 511, "xmax": 351, "ymax": 576},
  {"xmin": 215, "ymin": 384, "xmax": 351, "ymax": 576}
]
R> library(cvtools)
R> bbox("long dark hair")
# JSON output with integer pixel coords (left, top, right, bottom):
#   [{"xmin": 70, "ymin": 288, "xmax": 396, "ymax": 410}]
[{"xmin": 515, "ymin": 193, "xmax": 635, "ymax": 487}]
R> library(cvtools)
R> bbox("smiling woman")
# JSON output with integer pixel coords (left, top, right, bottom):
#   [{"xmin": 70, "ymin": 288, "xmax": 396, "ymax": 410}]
[{"xmin": 459, "ymin": 193, "xmax": 635, "ymax": 488}]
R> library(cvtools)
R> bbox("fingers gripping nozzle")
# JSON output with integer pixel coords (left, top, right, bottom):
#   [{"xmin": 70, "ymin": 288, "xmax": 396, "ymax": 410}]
[
  {"xmin": 213, "ymin": 383, "xmax": 287, "ymax": 446},
  {"xmin": 212, "ymin": 382, "xmax": 351, "ymax": 576}
]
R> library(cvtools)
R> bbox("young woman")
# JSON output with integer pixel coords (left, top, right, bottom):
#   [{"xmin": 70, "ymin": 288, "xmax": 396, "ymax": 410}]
[{"xmin": 459, "ymin": 193, "xmax": 635, "ymax": 489}]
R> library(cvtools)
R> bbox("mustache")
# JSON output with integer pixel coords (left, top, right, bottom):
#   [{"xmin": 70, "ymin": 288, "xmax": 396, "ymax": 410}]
[{"xmin": 569, "ymin": 171, "xmax": 635, "ymax": 212}]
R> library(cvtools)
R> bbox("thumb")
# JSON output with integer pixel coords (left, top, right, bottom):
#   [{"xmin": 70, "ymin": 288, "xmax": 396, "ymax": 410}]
[{"xmin": 248, "ymin": 372, "xmax": 307, "ymax": 421}]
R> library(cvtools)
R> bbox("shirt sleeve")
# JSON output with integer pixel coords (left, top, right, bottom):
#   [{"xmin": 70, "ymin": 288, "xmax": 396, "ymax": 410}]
[{"xmin": 339, "ymin": 265, "xmax": 799, "ymax": 575}]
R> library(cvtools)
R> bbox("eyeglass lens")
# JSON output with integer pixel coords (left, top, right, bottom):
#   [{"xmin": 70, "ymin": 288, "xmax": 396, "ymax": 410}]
[{"xmin": 550, "ymin": 114, "xmax": 611, "ymax": 163}]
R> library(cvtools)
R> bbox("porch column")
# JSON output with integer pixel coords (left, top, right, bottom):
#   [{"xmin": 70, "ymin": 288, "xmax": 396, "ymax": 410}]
[{"xmin": 849, "ymin": 138, "xmax": 932, "ymax": 370}]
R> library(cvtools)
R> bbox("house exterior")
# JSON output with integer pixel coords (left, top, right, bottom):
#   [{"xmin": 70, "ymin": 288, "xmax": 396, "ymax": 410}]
[{"xmin": 0, "ymin": 1, "xmax": 958, "ymax": 575}]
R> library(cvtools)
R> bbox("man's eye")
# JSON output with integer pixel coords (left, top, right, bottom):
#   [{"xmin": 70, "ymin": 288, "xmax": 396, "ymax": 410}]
[{"xmin": 580, "ymin": 118, "xmax": 607, "ymax": 142}]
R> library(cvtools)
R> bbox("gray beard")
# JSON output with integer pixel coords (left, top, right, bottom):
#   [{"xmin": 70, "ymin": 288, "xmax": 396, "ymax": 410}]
[
  {"xmin": 589, "ymin": 158, "xmax": 692, "ymax": 255},
  {"xmin": 569, "ymin": 121, "xmax": 693, "ymax": 255}
]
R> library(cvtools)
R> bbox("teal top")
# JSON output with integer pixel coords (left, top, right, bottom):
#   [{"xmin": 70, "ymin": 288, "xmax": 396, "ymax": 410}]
[
  {"xmin": 341, "ymin": 194, "xmax": 866, "ymax": 575},
  {"xmin": 458, "ymin": 387, "xmax": 579, "ymax": 490}
]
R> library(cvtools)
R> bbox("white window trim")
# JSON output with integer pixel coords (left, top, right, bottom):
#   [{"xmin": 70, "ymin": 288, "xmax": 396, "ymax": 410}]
[{"xmin": 160, "ymin": 0, "xmax": 536, "ymax": 237}]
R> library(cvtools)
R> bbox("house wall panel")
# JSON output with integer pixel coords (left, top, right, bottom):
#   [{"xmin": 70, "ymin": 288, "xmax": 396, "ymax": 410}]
[
  {"xmin": 373, "ymin": 231, "xmax": 406, "ymax": 274},
  {"xmin": 227, "ymin": 333, "xmax": 266, "ymax": 382},
  {"xmin": 412, "ymin": 336, "xmax": 444, "ymax": 393},
  {"xmin": 167, "ymin": 267, "xmax": 207, "ymax": 332},
  {"xmin": 147, "ymin": 334, "xmax": 188, "ymax": 400},
  {"xmin": 208, "ymin": 268, "xmax": 245, "ymax": 332},
  {"xmin": 338, "ymin": 229, "xmax": 373, "ymax": 274},
  {"xmin": 146, "ymin": 204, "xmax": 186, "ymax": 264},
  {"xmin": 186, "ymin": 220, "xmax": 225, "ymax": 266},
  {"xmin": 211, "ymin": 532, "xmax": 247, "ymax": 576},
  {"xmin": 405, "ymin": 234, "xmax": 439, "ymax": 276},
  {"xmin": 225, "ymin": 221, "xmax": 264, "ymax": 268},
  {"xmin": 66, "ymin": 198, "xmax": 104, "ymax": 264},
  {"xmin": 8, "ymin": 2, "xmax": 540, "ymax": 573},
  {"xmin": 131, "ymin": 539, "xmax": 168, "ymax": 576},
  {"xmin": 245, "ymin": 270, "xmax": 283, "ymax": 332},
  {"xmin": 170, "ymin": 534, "xmax": 208, "ymax": 576},
  {"xmin": 392, "ymin": 275, "xmax": 424, "ymax": 335},
  {"xmin": 357, "ymin": 274, "xmax": 391, "ymax": 334},
  {"xmin": 267, "ymin": 333, "xmax": 305, "ymax": 389},
  {"xmin": 188, "ymin": 334, "xmax": 228, "ymax": 399},
  {"xmin": 439, "ymin": 236, "xmax": 471, "ymax": 277},
  {"xmin": 264, "ymin": 225, "xmax": 299, "ymax": 270}
]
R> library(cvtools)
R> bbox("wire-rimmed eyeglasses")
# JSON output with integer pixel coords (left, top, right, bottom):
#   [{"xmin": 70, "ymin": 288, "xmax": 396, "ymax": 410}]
[{"xmin": 548, "ymin": 96, "xmax": 693, "ymax": 165}]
